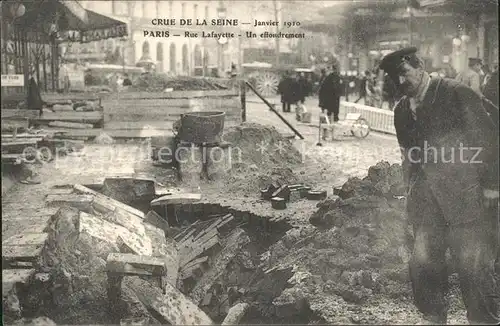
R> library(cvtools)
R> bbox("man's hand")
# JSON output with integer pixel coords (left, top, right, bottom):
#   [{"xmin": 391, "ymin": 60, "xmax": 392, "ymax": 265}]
[{"xmin": 483, "ymin": 189, "xmax": 499, "ymax": 209}]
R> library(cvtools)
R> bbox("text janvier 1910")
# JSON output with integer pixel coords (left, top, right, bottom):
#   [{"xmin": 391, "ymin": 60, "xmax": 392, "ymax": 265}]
[{"xmin": 150, "ymin": 18, "xmax": 301, "ymax": 28}]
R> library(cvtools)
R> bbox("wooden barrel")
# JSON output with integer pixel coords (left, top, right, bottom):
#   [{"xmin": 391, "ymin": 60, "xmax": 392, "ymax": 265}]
[{"xmin": 178, "ymin": 111, "xmax": 225, "ymax": 144}]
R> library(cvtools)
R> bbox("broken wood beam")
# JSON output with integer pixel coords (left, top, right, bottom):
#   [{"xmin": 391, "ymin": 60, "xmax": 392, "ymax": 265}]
[
  {"xmin": 79, "ymin": 211, "xmax": 152, "ymax": 256},
  {"xmin": 74, "ymin": 184, "xmax": 145, "ymax": 218},
  {"xmin": 179, "ymin": 234, "xmax": 220, "ymax": 268},
  {"xmin": 222, "ymin": 303, "xmax": 250, "ymax": 325},
  {"xmin": 144, "ymin": 210, "xmax": 169, "ymax": 234},
  {"xmin": 48, "ymin": 121, "xmax": 94, "ymax": 129},
  {"xmin": 106, "ymin": 253, "xmax": 167, "ymax": 291},
  {"xmin": 126, "ymin": 277, "xmax": 214, "ymax": 325},
  {"xmin": 189, "ymin": 228, "xmax": 250, "ymax": 304},
  {"xmin": 2, "ymin": 269, "xmax": 36, "ymax": 296},
  {"xmin": 150, "ymin": 193, "xmax": 202, "ymax": 206},
  {"xmin": 45, "ymin": 194, "xmax": 94, "ymax": 211}
]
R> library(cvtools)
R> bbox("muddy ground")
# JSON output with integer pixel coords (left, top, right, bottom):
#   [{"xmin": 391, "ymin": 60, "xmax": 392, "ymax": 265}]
[{"xmin": 2, "ymin": 123, "xmax": 469, "ymax": 325}]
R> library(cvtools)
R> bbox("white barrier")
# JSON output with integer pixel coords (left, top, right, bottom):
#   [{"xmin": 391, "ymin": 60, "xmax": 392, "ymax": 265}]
[{"xmin": 340, "ymin": 101, "xmax": 396, "ymax": 135}]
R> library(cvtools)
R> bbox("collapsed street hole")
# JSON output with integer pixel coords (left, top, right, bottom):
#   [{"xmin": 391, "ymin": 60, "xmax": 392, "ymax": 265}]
[{"xmin": 18, "ymin": 176, "xmax": 315, "ymax": 325}]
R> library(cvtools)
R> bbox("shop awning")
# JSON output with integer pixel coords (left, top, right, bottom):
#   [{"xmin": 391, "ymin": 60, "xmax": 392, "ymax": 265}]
[
  {"xmin": 10, "ymin": 0, "xmax": 127, "ymax": 43},
  {"xmin": 62, "ymin": 10, "xmax": 128, "ymax": 43}
]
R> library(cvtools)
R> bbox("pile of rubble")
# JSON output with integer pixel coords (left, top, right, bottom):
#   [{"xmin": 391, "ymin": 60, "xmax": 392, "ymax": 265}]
[
  {"xmin": 130, "ymin": 75, "xmax": 231, "ymax": 92},
  {"xmin": 216, "ymin": 123, "xmax": 304, "ymax": 195},
  {"xmin": 255, "ymin": 161, "xmax": 422, "ymax": 324},
  {"xmin": 2, "ymin": 179, "xmax": 261, "ymax": 325}
]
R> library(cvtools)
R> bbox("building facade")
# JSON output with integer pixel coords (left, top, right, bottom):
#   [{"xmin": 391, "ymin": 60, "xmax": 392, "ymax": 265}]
[{"xmin": 68, "ymin": 0, "xmax": 332, "ymax": 75}]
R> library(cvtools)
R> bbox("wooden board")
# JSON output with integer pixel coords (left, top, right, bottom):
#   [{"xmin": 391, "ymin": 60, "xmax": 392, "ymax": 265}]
[
  {"xmin": 1, "ymin": 133, "xmax": 49, "ymax": 139},
  {"xmin": 45, "ymin": 194, "xmax": 94, "ymax": 204},
  {"xmin": 151, "ymin": 193, "xmax": 202, "ymax": 206},
  {"xmin": 2, "ymin": 233, "xmax": 49, "ymax": 246},
  {"xmin": 189, "ymin": 228, "xmax": 250, "ymax": 304},
  {"xmin": 2, "ymin": 269, "xmax": 36, "ymax": 296},
  {"xmin": 48, "ymin": 121, "xmax": 94, "ymax": 129},
  {"xmin": 79, "ymin": 211, "xmax": 152, "ymax": 256},
  {"xmin": 74, "ymin": 184, "xmax": 145, "ymax": 218},
  {"xmin": 179, "ymin": 235, "xmax": 220, "ymax": 267},
  {"xmin": 126, "ymin": 277, "xmax": 214, "ymax": 326},
  {"xmin": 2, "ymin": 109, "xmax": 40, "ymax": 119},
  {"xmin": 36, "ymin": 111, "xmax": 103, "ymax": 124},
  {"xmin": 106, "ymin": 253, "xmax": 167, "ymax": 276},
  {"xmin": 2, "ymin": 244, "xmax": 45, "ymax": 262}
]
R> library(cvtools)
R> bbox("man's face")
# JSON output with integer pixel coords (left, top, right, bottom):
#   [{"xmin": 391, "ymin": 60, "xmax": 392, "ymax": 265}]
[{"xmin": 395, "ymin": 62, "xmax": 424, "ymax": 97}]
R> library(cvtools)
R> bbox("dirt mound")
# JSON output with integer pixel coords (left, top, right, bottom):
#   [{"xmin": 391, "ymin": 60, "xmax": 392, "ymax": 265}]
[
  {"xmin": 215, "ymin": 123, "xmax": 303, "ymax": 195},
  {"xmin": 256, "ymin": 162, "xmax": 422, "ymax": 324},
  {"xmin": 223, "ymin": 123, "xmax": 302, "ymax": 167}
]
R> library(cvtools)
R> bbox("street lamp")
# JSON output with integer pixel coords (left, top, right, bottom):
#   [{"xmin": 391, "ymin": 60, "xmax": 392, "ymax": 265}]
[
  {"xmin": 9, "ymin": 2, "xmax": 26, "ymax": 19},
  {"xmin": 216, "ymin": 3, "xmax": 227, "ymax": 76}
]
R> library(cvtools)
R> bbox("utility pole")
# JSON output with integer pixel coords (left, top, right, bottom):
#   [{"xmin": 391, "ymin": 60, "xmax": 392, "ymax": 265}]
[{"xmin": 407, "ymin": 5, "xmax": 413, "ymax": 46}]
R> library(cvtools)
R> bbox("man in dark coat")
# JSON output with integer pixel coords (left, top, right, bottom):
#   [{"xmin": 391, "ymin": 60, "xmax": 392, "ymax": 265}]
[
  {"xmin": 354, "ymin": 70, "xmax": 369, "ymax": 104},
  {"xmin": 318, "ymin": 65, "xmax": 341, "ymax": 122},
  {"xmin": 382, "ymin": 72, "xmax": 400, "ymax": 110},
  {"xmin": 380, "ymin": 47, "xmax": 499, "ymax": 325},
  {"xmin": 277, "ymin": 71, "xmax": 295, "ymax": 113},
  {"xmin": 483, "ymin": 67, "xmax": 499, "ymax": 108}
]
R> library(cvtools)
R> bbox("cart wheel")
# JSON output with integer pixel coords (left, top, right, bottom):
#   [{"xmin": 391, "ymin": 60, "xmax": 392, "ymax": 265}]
[
  {"xmin": 255, "ymin": 72, "xmax": 280, "ymax": 96},
  {"xmin": 351, "ymin": 118, "xmax": 370, "ymax": 139}
]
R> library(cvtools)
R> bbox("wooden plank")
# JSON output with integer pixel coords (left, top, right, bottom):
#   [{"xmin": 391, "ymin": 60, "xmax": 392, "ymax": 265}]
[
  {"xmin": 179, "ymin": 261, "xmax": 204, "ymax": 280},
  {"xmin": 106, "ymin": 253, "xmax": 167, "ymax": 276},
  {"xmin": 48, "ymin": 121, "xmax": 94, "ymax": 129},
  {"xmin": 79, "ymin": 211, "xmax": 152, "ymax": 256},
  {"xmin": 182, "ymin": 256, "xmax": 209, "ymax": 270},
  {"xmin": 179, "ymin": 234, "xmax": 220, "ymax": 267},
  {"xmin": 1, "ymin": 119, "xmax": 29, "ymax": 131},
  {"xmin": 1, "ymin": 139, "xmax": 38, "ymax": 148},
  {"xmin": 151, "ymin": 193, "xmax": 202, "ymax": 206},
  {"xmin": 102, "ymin": 89, "xmax": 237, "ymax": 100},
  {"xmin": 126, "ymin": 277, "xmax": 214, "ymax": 326},
  {"xmin": 2, "ymin": 269, "xmax": 36, "ymax": 296},
  {"xmin": 2, "ymin": 109, "xmax": 40, "ymax": 119},
  {"xmin": 189, "ymin": 228, "xmax": 250, "ymax": 304},
  {"xmin": 36, "ymin": 111, "xmax": 103, "ymax": 123},
  {"xmin": 173, "ymin": 220, "xmax": 202, "ymax": 242},
  {"xmin": 144, "ymin": 210, "xmax": 169, "ymax": 232},
  {"xmin": 2, "ymin": 244, "xmax": 45, "ymax": 262},
  {"xmin": 1, "ymin": 133, "xmax": 49, "ymax": 139},
  {"xmin": 45, "ymin": 194, "xmax": 94, "ymax": 211},
  {"xmin": 2, "ymin": 269, "xmax": 36, "ymax": 284},
  {"xmin": 1, "ymin": 153, "xmax": 24, "ymax": 164},
  {"xmin": 222, "ymin": 303, "xmax": 250, "ymax": 325},
  {"xmin": 74, "ymin": 184, "xmax": 145, "ymax": 218},
  {"xmin": 3, "ymin": 233, "xmax": 48, "ymax": 246}
]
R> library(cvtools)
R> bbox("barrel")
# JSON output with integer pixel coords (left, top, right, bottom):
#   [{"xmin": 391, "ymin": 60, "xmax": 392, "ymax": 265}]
[{"xmin": 178, "ymin": 111, "xmax": 226, "ymax": 144}]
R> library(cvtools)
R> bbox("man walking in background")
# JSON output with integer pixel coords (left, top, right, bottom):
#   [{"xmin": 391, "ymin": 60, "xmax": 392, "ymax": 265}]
[
  {"xmin": 318, "ymin": 65, "xmax": 341, "ymax": 122},
  {"xmin": 380, "ymin": 47, "xmax": 499, "ymax": 325},
  {"xmin": 456, "ymin": 57, "xmax": 484, "ymax": 95},
  {"xmin": 354, "ymin": 70, "xmax": 369, "ymax": 104},
  {"xmin": 277, "ymin": 70, "xmax": 295, "ymax": 113}
]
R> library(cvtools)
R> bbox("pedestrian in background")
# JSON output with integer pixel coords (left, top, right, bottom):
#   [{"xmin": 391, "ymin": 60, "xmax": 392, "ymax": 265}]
[
  {"xmin": 456, "ymin": 57, "xmax": 483, "ymax": 95},
  {"xmin": 354, "ymin": 70, "xmax": 369, "ymax": 104},
  {"xmin": 277, "ymin": 70, "xmax": 295, "ymax": 113},
  {"xmin": 381, "ymin": 47, "xmax": 499, "ymax": 325},
  {"xmin": 318, "ymin": 65, "xmax": 341, "ymax": 122},
  {"xmin": 483, "ymin": 65, "xmax": 499, "ymax": 108},
  {"xmin": 365, "ymin": 70, "xmax": 377, "ymax": 106}
]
